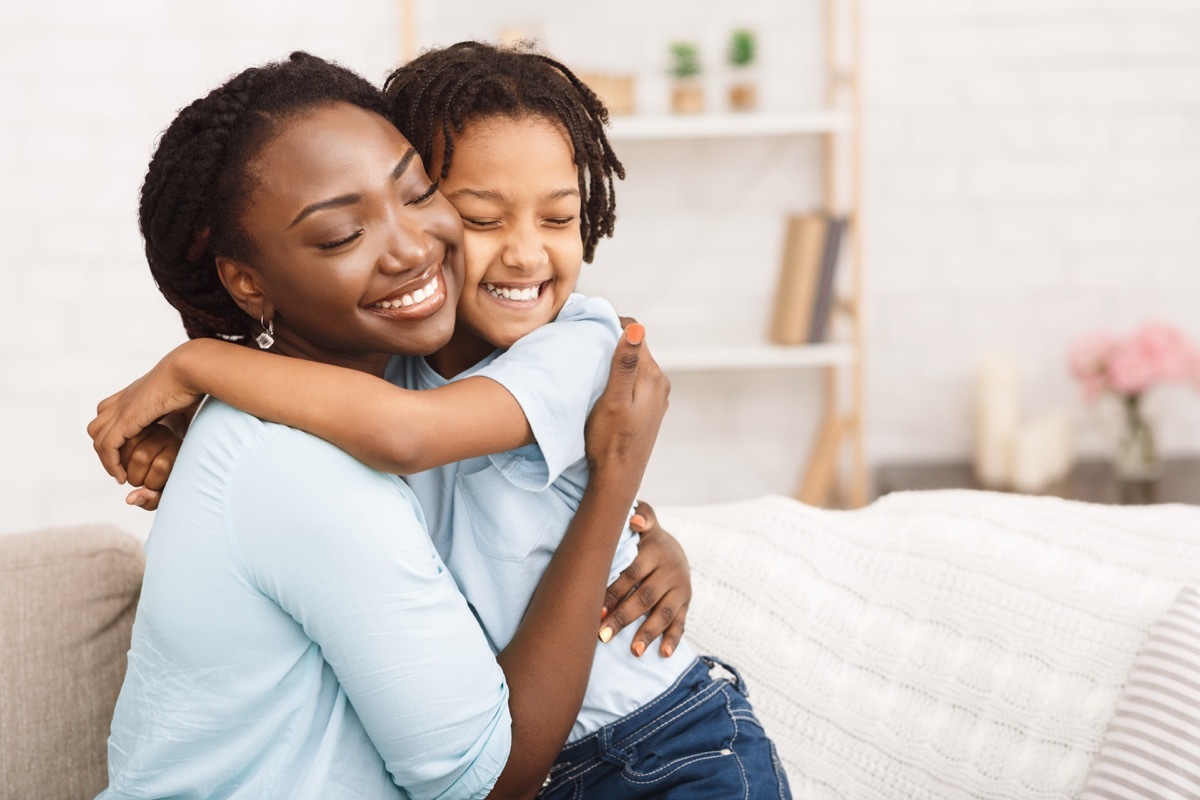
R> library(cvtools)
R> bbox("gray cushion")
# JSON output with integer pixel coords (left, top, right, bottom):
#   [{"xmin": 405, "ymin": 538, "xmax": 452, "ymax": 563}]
[{"xmin": 0, "ymin": 526, "xmax": 144, "ymax": 800}]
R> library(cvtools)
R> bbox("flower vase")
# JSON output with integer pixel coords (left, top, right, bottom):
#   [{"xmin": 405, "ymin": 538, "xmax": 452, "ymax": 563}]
[{"xmin": 1113, "ymin": 395, "xmax": 1162, "ymax": 482}]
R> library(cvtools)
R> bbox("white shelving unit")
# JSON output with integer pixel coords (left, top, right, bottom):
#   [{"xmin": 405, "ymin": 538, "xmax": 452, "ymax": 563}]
[
  {"xmin": 607, "ymin": 110, "xmax": 853, "ymax": 142},
  {"xmin": 654, "ymin": 342, "xmax": 855, "ymax": 373},
  {"xmin": 603, "ymin": 1, "xmax": 867, "ymax": 507}
]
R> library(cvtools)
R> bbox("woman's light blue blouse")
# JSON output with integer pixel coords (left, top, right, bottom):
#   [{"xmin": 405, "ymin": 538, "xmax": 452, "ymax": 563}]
[{"xmin": 99, "ymin": 399, "xmax": 511, "ymax": 800}]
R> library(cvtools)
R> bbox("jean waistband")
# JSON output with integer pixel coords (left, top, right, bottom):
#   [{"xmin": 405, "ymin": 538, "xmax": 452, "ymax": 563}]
[{"xmin": 552, "ymin": 654, "xmax": 747, "ymax": 766}]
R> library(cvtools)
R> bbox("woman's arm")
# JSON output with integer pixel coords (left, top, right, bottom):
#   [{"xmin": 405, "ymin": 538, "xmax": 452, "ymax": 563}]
[
  {"xmin": 487, "ymin": 323, "xmax": 669, "ymax": 799},
  {"xmin": 90, "ymin": 337, "xmax": 533, "ymax": 481}
]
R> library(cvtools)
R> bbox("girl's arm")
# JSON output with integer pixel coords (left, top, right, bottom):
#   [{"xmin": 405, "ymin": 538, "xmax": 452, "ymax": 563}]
[
  {"xmin": 90, "ymin": 337, "xmax": 533, "ymax": 482},
  {"xmin": 488, "ymin": 323, "xmax": 669, "ymax": 798}
]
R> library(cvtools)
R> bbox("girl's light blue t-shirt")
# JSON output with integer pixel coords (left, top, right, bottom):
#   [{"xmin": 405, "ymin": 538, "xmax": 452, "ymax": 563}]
[
  {"xmin": 100, "ymin": 399, "xmax": 511, "ymax": 800},
  {"xmin": 388, "ymin": 294, "xmax": 695, "ymax": 742}
]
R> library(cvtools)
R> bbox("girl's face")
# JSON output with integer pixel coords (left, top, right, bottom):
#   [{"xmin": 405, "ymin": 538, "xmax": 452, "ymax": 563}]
[
  {"xmin": 229, "ymin": 102, "xmax": 464, "ymax": 372},
  {"xmin": 435, "ymin": 114, "xmax": 584, "ymax": 351}
]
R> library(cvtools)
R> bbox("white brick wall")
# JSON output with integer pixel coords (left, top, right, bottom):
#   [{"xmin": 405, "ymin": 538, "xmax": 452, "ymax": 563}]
[{"xmin": 3, "ymin": 0, "xmax": 1199, "ymax": 537}]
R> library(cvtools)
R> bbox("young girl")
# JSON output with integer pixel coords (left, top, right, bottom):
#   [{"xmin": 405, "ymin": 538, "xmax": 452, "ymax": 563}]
[{"xmin": 92, "ymin": 42, "xmax": 790, "ymax": 798}]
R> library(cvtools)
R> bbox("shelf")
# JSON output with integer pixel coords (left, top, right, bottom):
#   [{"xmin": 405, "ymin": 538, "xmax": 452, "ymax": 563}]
[
  {"xmin": 606, "ymin": 110, "xmax": 853, "ymax": 141},
  {"xmin": 654, "ymin": 341, "xmax": 855, "ymax": 373}
]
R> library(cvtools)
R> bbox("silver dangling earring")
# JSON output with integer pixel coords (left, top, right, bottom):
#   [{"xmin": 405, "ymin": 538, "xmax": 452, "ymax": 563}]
[{"xmin": 256, "ymin": 317, "xmax": 275, "ymax": 350}]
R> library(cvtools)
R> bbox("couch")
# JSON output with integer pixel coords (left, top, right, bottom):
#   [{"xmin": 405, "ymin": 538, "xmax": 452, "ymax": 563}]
[{"xmin": 3, "ymin": 490, "xmax": 1198, "ymax": 799}]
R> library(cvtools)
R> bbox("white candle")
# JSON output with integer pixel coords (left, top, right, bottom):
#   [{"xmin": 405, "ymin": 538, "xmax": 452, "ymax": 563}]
[{"xmin": 974, "ymin": 354, "xmax": 1020, "ymax": 489}]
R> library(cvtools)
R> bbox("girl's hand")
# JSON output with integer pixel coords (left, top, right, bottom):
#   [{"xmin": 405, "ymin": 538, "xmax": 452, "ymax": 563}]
[
  {"xmin": 118, "ymin": 423, "xmax": 182, "ymax": 511},
  {"xmin": 583, "ymin": 324, "xmax": 669, "ymax": 491},
  {"xmin": 88, "ymin": 343, "xmax": 204, "ymax": 484},
  {"xmin": 600, "ymin": 500, "xmax": 690, "ymax": 658}
]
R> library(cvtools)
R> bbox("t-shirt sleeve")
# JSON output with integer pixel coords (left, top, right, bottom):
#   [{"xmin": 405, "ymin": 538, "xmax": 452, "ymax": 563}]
[
  {"xmin": 226, "ymin": 425, "xmax": 511, "ymax": 800},
  {"xmin": 473, "ymin": 294, "xmax": 621, "ymax": 490}
]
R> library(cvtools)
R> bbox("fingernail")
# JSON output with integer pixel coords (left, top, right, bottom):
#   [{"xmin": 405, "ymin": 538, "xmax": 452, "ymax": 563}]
[
  {"xmin": 598, "ymin": 626, "xmax": 613, "ymax": 643},
  {"xmin": 600, "ymin": 606, "xmax": 608, "ymax": 621},
  {"xmin": 625, "ymin": 323, "xmax": 645, "ymax": 345},
  {"xmin": 663, "ymin": 644, "xmax": 674, "ymax": 657},
  {"xmin": 133, "ymin": 497, "xmax": 146, "ymax": 507},
  {"xmin": 630, "ymin": 514, "xmax": 647, "ymax": 528},
  {"xmin": 632, "ymin": 641, "xmax": 646, "ymax": 658}
]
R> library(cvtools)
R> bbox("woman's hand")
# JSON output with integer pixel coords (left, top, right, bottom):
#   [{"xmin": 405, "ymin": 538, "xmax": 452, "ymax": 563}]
[
  {"xmin": 88, "ymin": 342, "xmax": 204, "ymax": 484},
  {"xmin": 601, "ymin": 500, "xmax": 690, "ymax": 658},
  {"xmin": 583, "ymin": 324, "xmax": 669, "ymax": 493}
]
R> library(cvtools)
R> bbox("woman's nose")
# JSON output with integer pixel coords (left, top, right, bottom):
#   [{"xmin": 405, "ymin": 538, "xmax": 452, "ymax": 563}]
[{"xmin": 378, "ymin": 211, "xmax": 437, "ymax": 275}]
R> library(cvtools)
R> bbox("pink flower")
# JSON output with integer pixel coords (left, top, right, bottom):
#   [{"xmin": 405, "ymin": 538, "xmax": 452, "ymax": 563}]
[
  {"xmin": 1069, "ymin": 321, "xmax": 1200, "ymax": 400},
  {"xmin": 1069, "ymin": 331, "xmax": 1117, "ymax": 383},
  {"xmin": 1107, "ymin": 340, "xmax": 1156, "ymax": 396}
]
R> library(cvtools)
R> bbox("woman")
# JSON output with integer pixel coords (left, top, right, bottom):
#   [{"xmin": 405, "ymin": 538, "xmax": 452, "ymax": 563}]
[{"xmin": 96, "ymin": 53, "xmax": 670, "ymax": 799}]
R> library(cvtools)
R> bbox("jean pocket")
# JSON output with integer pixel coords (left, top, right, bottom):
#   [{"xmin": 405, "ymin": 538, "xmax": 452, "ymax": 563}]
[
  {"xmin": 610, "ymin": 686, "xmax": 747, "ymax": 795},
  {"xmin": 457, "ymin": 465, "xmax": 556, "ymax": 561}
]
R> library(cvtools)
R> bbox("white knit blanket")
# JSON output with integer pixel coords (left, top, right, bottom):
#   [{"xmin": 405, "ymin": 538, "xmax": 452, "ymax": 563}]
[{"xmin": 663, "ymin": 490, "xmax": 1200, "ymax": 799}]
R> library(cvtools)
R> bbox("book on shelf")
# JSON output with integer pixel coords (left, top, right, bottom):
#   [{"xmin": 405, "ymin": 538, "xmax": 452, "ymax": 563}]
[
  {"xmin": 808, "ymin": 215, "xmax": 847, "ymax": 344},
  {"xmin": 768, "ymin": 213, "xmax": 847, "ymax": 345}
]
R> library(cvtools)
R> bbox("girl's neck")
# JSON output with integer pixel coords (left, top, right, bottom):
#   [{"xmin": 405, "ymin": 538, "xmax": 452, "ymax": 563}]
[{"xmin": 425, "ymin": 326, "xmax": 497, "ymax": 379}]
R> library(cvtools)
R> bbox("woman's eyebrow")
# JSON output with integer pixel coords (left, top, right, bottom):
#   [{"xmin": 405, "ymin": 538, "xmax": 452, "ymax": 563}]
[{"xmin": 288, "ymin": 149, "xmax": 419, "ymax": 229}]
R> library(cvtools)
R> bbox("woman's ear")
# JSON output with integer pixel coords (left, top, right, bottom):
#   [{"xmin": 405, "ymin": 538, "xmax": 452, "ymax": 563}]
[{"xmin": 215, "ymin": 256, "xmax": 273, "ymax": 324}]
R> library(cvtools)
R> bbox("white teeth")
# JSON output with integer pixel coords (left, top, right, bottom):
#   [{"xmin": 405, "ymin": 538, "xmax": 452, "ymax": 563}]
[
  {"xmin": 373, "ymin": 275, "xmax": 439, "ymax": 309},
  {"xmin": 487, "ymin": 283, "xmax": 541, "ymax": 301}
]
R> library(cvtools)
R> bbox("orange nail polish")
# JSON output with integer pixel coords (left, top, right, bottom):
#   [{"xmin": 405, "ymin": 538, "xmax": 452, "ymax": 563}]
[
  {"xmin": 632, "ymin": 641, "xmax": 646, "ymax": 657},
  {"xmin": 626, "ymin": 323, "xmax": 645, "ymax": 345},
  {"xmin": 663, "ymin": 644, "xmax": 674, "ymax": 657},
  {"xmin": 630, "ymin": 514, "xmax": 646, "ymax": 528},
  {"xmin": 600, "ymin": 606, "xmax": 608, "ymax": 621}
]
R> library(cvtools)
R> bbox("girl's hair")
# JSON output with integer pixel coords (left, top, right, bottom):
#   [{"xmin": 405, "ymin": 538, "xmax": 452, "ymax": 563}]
[
  {"xmin": 139, "ymin": 52, "xmax": 389, "ymax": 340},
  {"xmin": 383, "ymin": 40, "xmax": 624, "ymax": 263}
]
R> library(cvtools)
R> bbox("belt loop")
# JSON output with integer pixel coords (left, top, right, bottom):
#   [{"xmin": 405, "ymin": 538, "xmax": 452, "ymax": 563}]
[{"xmin": 706, "ymin": 655, "xmax": 748, "ymax": 695}]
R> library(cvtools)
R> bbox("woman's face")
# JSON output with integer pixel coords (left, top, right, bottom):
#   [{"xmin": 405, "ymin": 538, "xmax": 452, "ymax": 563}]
[{"xmin": 231, "ymin": 102, "xmax": 464, "ymax": 371}]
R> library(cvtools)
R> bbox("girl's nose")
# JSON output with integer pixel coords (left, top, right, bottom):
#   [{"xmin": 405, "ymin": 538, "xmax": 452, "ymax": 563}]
[{"xmin": 501, "ymin": 224, "xmax": 551, "ymax": 273}]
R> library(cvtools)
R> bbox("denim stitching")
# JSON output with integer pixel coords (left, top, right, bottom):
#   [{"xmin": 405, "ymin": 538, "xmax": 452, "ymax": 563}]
[
  {"xmin": 617, "ymin": 684, "xmax": 743, "ymax": 787},
  {"xmin": 769, "ymin": 740, "xmax": 789, "ymax": 800},
  {"xmin": 540, "ymin": 657, "xmax": 747, "ymax": 794}
]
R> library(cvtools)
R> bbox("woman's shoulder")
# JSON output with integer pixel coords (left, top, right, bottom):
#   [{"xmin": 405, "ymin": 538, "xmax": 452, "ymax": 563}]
[{"xmin": 189, "ymin": 399, "xmax": 413, "ymax": 499}]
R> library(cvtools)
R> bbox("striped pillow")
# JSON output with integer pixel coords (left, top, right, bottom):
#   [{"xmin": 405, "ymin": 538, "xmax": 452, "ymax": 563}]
[{"xmin": 1079, "ymin": 586, "xmax": 1200, "ymax": 800}]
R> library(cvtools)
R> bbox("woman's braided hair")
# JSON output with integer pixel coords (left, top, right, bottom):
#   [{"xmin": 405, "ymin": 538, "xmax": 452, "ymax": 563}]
[
  {"xmin": 139, "ymin": 52, "xmax": 389, "ymax": 340},
  {"xmin": 383, "ymin": 40, "xmax": 624, "ymax": 263}
]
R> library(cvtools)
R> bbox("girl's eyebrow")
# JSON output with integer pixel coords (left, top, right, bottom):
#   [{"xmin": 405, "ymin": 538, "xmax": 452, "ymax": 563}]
[
  {"xmin": 445, "ymin": 186, "xmax": 580, "ymax": 202},
  {"xmin": 288, "ymin": 149, "xmax": 418, "ymax": 228}
]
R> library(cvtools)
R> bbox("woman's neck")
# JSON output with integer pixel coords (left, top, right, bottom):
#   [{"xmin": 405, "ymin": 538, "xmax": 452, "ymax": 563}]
[{"xmin": 425, "ymin": 326, "xmax": 497, "ymax": 379}]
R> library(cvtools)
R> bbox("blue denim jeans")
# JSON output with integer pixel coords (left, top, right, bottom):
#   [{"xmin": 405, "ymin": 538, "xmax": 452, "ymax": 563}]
[{"xmin": 538, "ymin": 656, "xmax": 792, "ymax": 800}]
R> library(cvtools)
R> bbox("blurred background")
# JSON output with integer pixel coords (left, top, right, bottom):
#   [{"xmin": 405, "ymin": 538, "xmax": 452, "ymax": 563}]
[{"xmin": 2, "ymin": 0, "xmax": 1199, "ymax": 539}]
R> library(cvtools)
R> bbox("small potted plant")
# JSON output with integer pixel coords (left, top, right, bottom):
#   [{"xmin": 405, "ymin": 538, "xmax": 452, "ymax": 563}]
[
  {"xmin": 668, "ymin": 41, "xmax": 703, "ymax": 114},
  {"xmin": 727, "ymin": 28, "xmax": 758, "ymax": 112}
]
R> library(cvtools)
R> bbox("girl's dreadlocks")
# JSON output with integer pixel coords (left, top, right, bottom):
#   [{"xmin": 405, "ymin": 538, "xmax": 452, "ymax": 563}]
[
  {"xmin": 139, "ymin": 52, "xmax": 389, "ymax": 340},
  {"xmin": 383, "ymin": 40, "xmax": 625, "ymax": 263}
]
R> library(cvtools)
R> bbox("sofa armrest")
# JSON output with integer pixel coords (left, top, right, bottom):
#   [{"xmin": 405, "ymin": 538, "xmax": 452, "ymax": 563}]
[{"xmin": 0, "ymin": 525, "xmax": 144, "ymax": 799}]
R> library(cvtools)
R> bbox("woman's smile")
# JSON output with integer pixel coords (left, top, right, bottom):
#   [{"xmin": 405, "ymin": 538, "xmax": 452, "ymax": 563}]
[{"xmin": 366, "ymin": 265, "xmax": 446, "ymax": 317}]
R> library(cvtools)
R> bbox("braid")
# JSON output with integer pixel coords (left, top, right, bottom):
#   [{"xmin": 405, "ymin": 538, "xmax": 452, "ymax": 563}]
[
  {"xmin": 384, "ymin": 41, "xmax": 625, "ymax": 263},
  {"xmin": 139, "ymin": 53, "xmax": 388, "ymax": 340}
]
